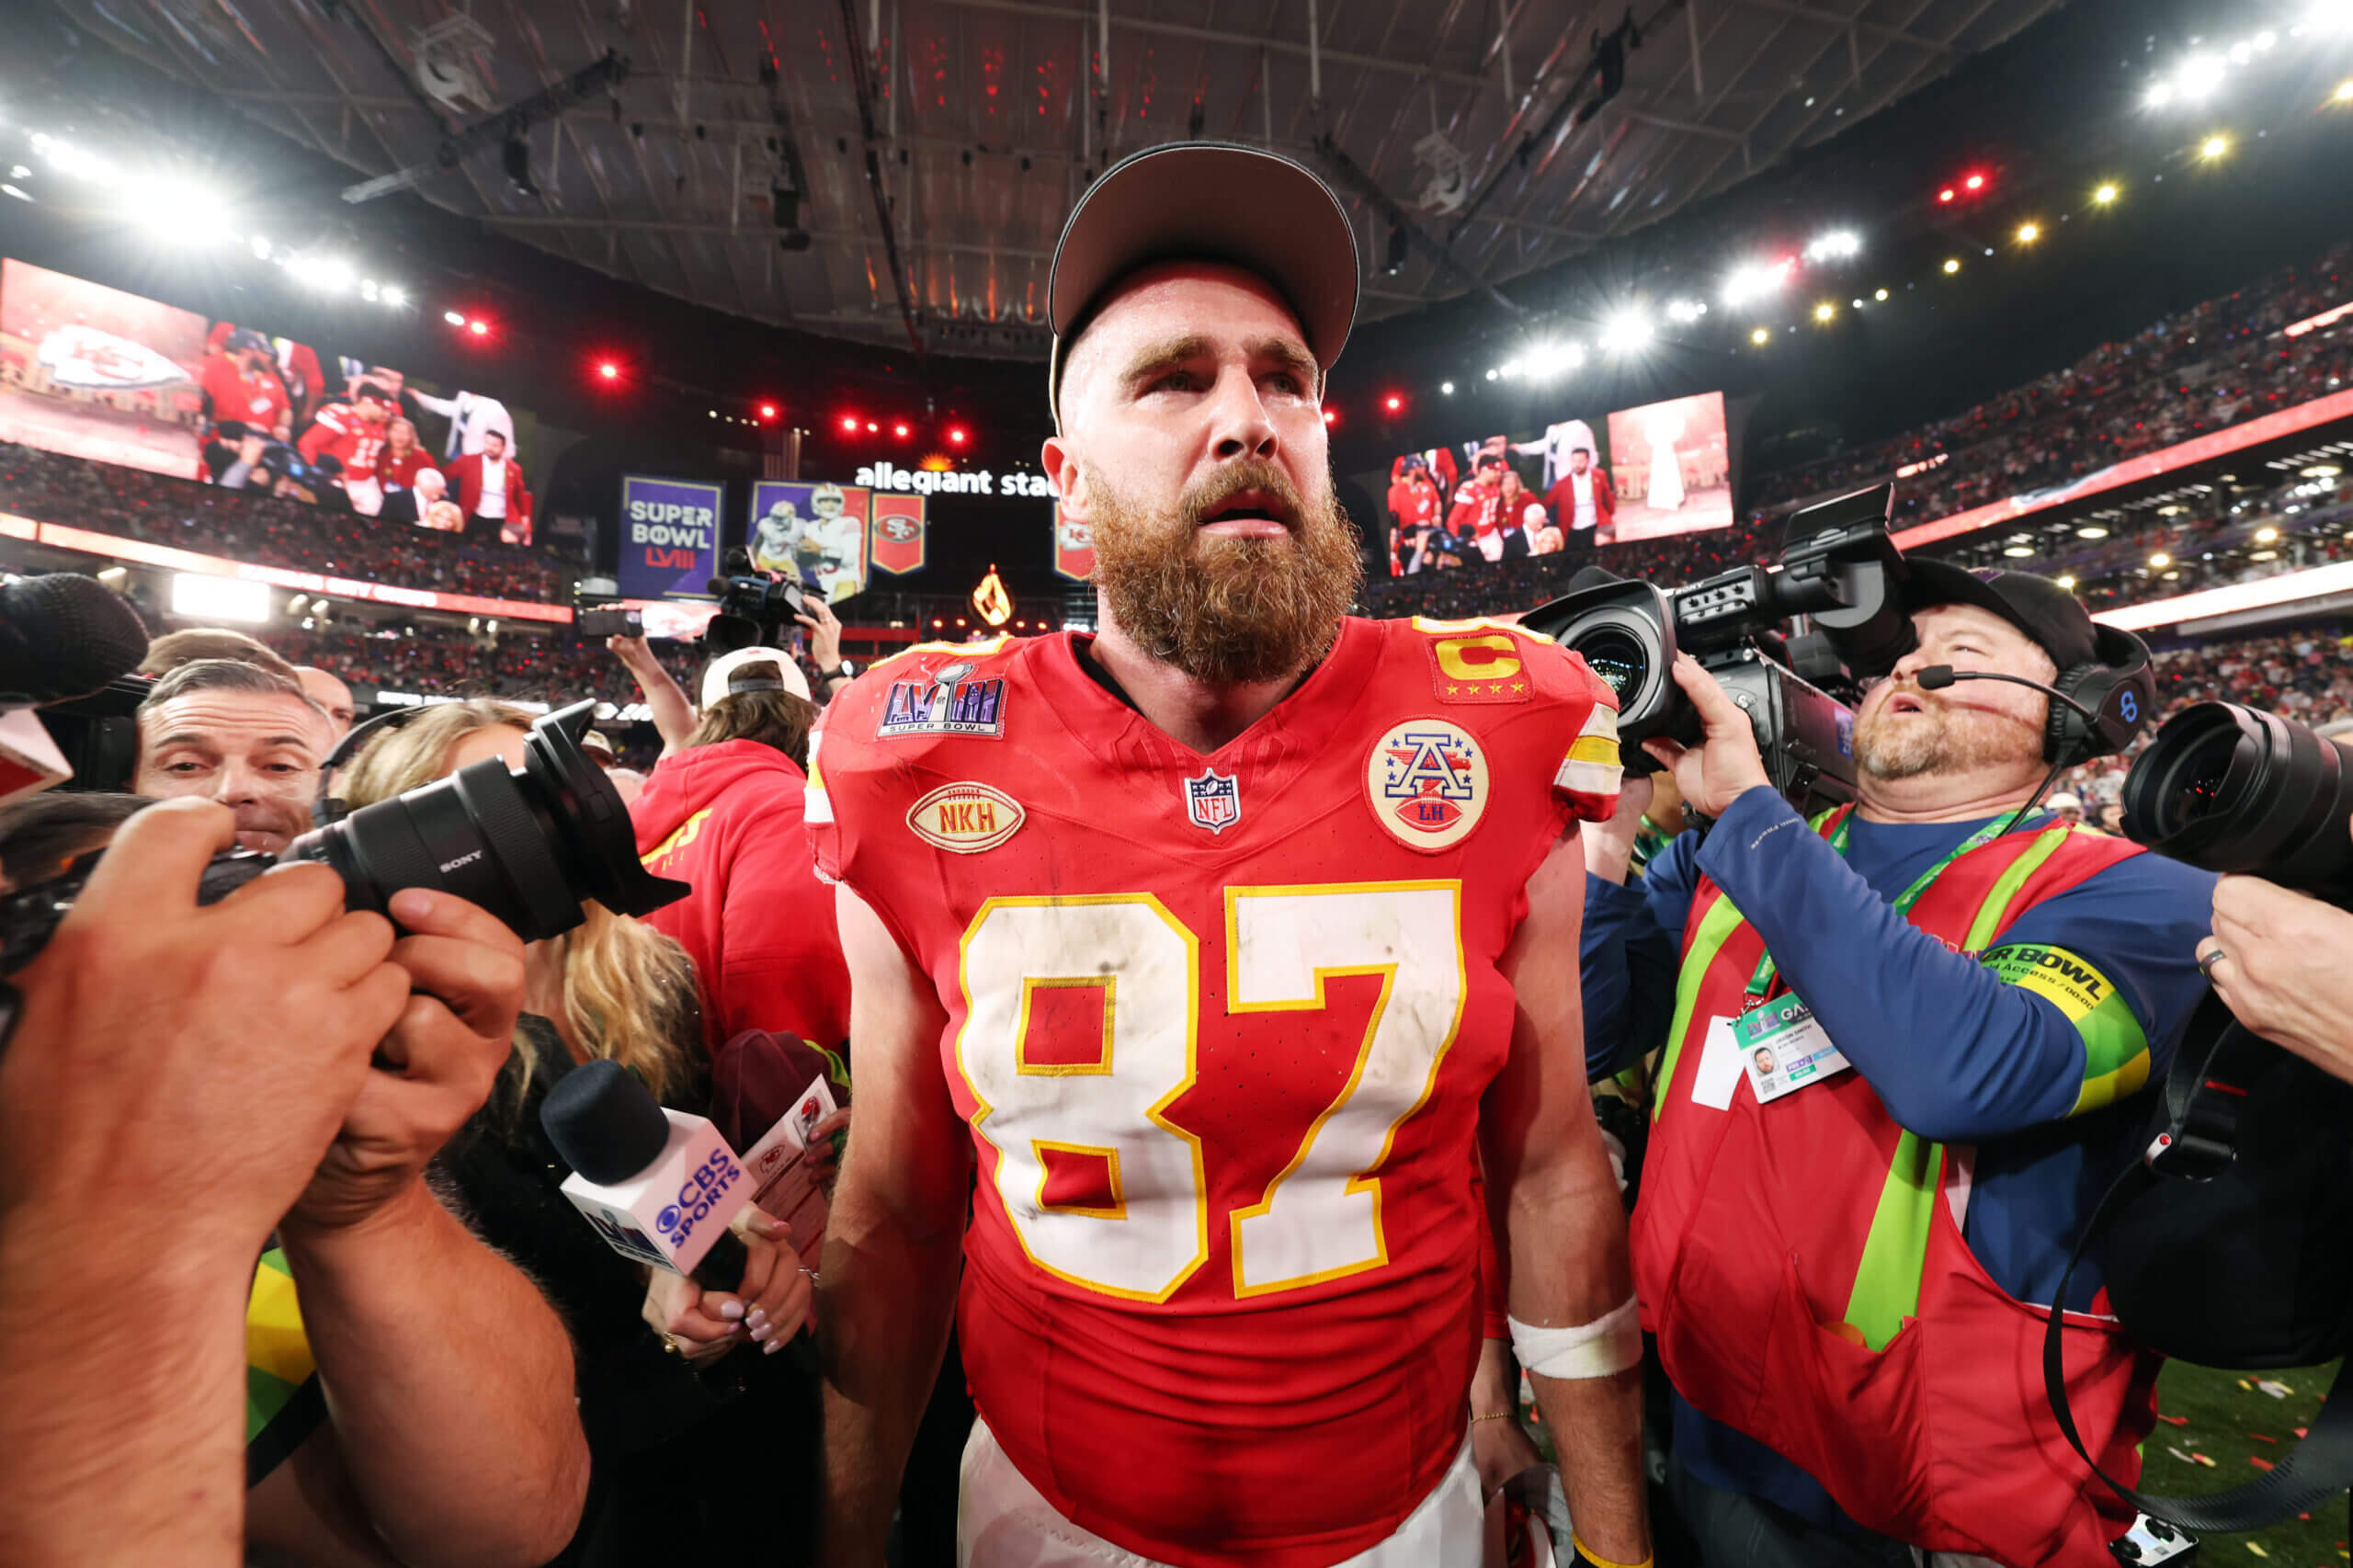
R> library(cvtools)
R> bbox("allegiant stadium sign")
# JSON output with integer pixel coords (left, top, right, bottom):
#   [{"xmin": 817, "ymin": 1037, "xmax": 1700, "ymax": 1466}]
[{"xmin": 852, "ymin": 460, "xmax": 1055, "ymax": 498}]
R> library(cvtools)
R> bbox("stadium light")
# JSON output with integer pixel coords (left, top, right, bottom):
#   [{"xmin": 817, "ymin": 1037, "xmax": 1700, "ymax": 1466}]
[
  {"xmin": 1874, "ymin": 287, "xmax": 1890, "ymax": 301},
  {"xmin": 1322, "ymin": 408, "xmax": 1337, "ymax": 426},
  {"xmin": 2016, "ymin": 222, "xmax": 2040, "ymax": 244},
  {"xmin": 866, "ymin": 421, "xmax": 879, "ymax": 432},
  {"xmin": 2201, "ymin": 134, "xmax": 2230, "ymax": 159},
  {"xmin": 1484, "ymin": 368, "xmax": 1499, "ymax": 381},
  {"xmin": 1602, "ymin": 310, "xmax": 1654, "ymax": 352},
  {"xmin": 1813, "ymin": 301, "xmax": 1836, "ymax": 323},
  {"xmin": 1803, "ymin": 230, "xmax": 1861, "ymax": 263},
  {"xmin": 1382, "ymin": 393, "xmax": 1404, "ymax": 413},
  {"xmin": 1439, "ymin": 381, "xmax": 1455, "ymax": 395},
  {"xmin": 597, "ymin": 361, "xmax": 620, "ymax": 381},
  {"xmin": 892, "ymin": 421, "xmax": 911, "ymax": 438},
  {"xmin": 1750, "ymin": 327, "xmax": 1771, "ymax": 346},
  {"xmin": 2145, "ymin": 83, "xmax": 2176, "ymax": 109},
  {"xmin": 2256, "ymin": 526, "xmax": 2280, "ymax": 543},
  {"xmin": 2093, "ymin": 182, "xmax": 2120, "ymax": 204},
  {"xmin": 2176, "ymin": 54, "xmax": 2226, "ymax": 100},
  {"xmin": 1938, "ymin": 187, "xmax": 1956, "ymax": 203},
  {"xmin": 0, "ymin": 185, "xmax": 30, "ymax": 203},
  {"xmin": 445, "ymin": 311, "xmax": 467, "ymax": 326},
  {"xmin": 759, "ymin": 403, "xmax": 779, "ymax": 420},
  {"xmin": 2077, "ymin": 525, "xmax": 2109, "ymax": 540},
  {"xmin": 286, "ymin": 253, "xmax": 357, "ymax": 295},
  {"xmin": 1722, "ymin": 258, "xmax": 1792, "ymax": 307},
  {"xmin": 34, "ymin": 136, "xmax": 118, "ymax": 187},
  {"xmin": 381, "ymin": 285, "xmax": 406, "ymax": 308},
  {"xmin": 1665, "ymin": 298, "xmax": 1706, "ymax": 324},
  {"xmin": 1523, "ymin": 340, "xmax": 1586, "ymax": 380},
  {"xmin": 2055, "ymin": 575, "xmax": 2077, "ymax": 590},
  {"xmin": 1962, "ymin": 171, "xmax": 1986, "ymax": 191},
  {"xmin": 2148, "ymin": 551, "xmax": 2172, "ymax": 568},
  {"xmin": 1942, "ymin": 257, "xmax": 1961, "ymax": 274},
  {"xmin": 840, "ymin": 414, "xmax": 859, "ymax": 433},
  {"xmin": 2336, "ymin": 79, "xmax": 2353, "ymax": 101},
  {"xmin": 948, "ymin": 425, "xmax": 969, "ymax": 445},
  {"xmin": 468, "ymin": 319, "xmax": 489, "ymax": 336}
]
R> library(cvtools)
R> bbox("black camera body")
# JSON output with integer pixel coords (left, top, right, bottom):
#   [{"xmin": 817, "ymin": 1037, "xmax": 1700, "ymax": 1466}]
[
  {"xmin": 705, "ymin": 547, "xmax": 808, "ymax": 655},
  {"xmin": 1521, "ymin": 484, "xmax": 1910, "ymax": 818}
]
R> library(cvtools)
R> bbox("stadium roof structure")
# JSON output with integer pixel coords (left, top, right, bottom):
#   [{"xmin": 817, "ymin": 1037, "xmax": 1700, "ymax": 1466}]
[{"xmin": 59, "ymin": 0, "xmax": 2066, "ymax": 358}]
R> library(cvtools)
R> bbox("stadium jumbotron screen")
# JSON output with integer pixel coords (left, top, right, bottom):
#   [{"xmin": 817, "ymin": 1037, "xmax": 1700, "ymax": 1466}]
[
  {"xmin": 1382, "ymin": 389, "xmax": 1734, "ymax": 575},
  {"xmin": 0, "ymin": 257, "xmax": 541, "ymax": 536}
]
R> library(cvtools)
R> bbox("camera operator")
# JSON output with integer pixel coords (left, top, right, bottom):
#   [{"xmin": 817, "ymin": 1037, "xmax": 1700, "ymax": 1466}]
[
  {"xmin": 632, "ymin": 648, "xmax": 851, "ymax": 1052},
  {"xmin": 1586, "ymin": 566, "xmax": 2215, "ymax": 1567},
  {"xmin": 0, "ymin": 798, "xmax": 589, "ymax": 1568},
  {"xmin": 608, "ymin": 632, "xmax": 699, "ymax": 756},
  {"xmin": 132, "ymin": 659, "xmax": 331, "ymax": 855},
  {"xmin": 2197, "ymin": 829, "xmax": 2353, "ymax": 1085}
]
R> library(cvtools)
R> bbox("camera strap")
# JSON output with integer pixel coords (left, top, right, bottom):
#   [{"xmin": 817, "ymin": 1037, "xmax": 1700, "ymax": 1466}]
[
  {"xmin": 2042, "ymin": 1018, "xmax": 2353, "ymax": 1534},
  {"xmin": 1745, "ymin": 811, "xmax": 2018, "ymax": 1004}
]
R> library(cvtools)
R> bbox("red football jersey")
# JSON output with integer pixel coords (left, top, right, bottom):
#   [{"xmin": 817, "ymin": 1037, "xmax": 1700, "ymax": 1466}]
[
  {"xmin": 807, "ymin": 616, "xmax": 1620, "ymax": 1568},
  {"xmin": 296, "ymin": 401, "xmax": 387, "ymax": 483},
  {"xmin": 196, "ymin": 355, "xmax": 290, "ymax": 438}
]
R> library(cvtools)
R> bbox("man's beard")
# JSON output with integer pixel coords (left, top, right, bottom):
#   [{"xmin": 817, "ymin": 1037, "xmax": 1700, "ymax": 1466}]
[
  {"xmin": 1086, "ymin": 459, "xmax": 1364, "ymax": 685},
  {"xmin": 1853, "ymin": 691, "xmax": 2042, "ymax": 781}
]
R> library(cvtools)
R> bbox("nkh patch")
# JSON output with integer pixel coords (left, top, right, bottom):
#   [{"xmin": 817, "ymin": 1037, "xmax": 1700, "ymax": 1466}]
[
  {"xmin": 1425, "ymin": 631, "xmax": 1532, "ymax": 703},
  {"xmin": 1366, "ymin": 718, "xmax": 1489, "ymax": 852},
  {"xmin": 906, "ymin": 781, "xmax": 1025, "ymax": 852},
  {"xmin": 1182, "ymin": 766, "xmax": 1242, "ymax": 835},
  {"xmin": 876, "ymin": 661, "xmax": 1007, "ymax": 739}
]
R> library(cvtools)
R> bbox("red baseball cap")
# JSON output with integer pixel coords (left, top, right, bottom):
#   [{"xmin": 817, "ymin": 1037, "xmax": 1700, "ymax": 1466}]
[{"xmin": 1046, "ymin": 142, "xmax": 1359, "ymax": 429}]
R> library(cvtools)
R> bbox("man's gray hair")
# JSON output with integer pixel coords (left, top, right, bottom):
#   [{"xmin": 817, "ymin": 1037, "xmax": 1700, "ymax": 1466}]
[{"xmin": 138, "ymin": 658, "xmax": 330, "ymax": 726}]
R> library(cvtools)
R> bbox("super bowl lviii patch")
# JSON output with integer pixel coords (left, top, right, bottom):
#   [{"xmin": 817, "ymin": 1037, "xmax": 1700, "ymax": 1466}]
[
  {"xmin": 1366, "ymin": 718, "xmax": 1489, "ymax": 852},
  {"xmin": 877, "ymin": 662, "xmax": 1006, "ymax": 740},
  {"xmin": 906, "ymin": 781, "xmax": 1026, "ymax": 852}
]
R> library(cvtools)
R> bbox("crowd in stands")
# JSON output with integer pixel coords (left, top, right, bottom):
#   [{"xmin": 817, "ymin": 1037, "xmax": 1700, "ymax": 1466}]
[
  {"xmin": 1748, "ymin": 242, "xmax": 2353, "ymax": 522},
  {"xmin": 254, "ymin": 623, "xmax": 697, "ymax": 709},
  {"xmin": 0, "ymin": 441, "xmax": 572, "ymax": 604}
]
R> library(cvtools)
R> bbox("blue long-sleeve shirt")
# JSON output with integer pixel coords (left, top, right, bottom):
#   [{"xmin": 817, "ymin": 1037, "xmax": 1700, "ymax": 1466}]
[{"xmin": 1586, "ymin": 786, "xmax": 2216, "ymax": 1529}]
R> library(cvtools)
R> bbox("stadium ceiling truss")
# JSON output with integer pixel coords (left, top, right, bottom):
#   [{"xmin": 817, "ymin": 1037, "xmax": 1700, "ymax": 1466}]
[{"xmin": 65, "ymin": 0, "xmax": 2063, "ymax": 357}]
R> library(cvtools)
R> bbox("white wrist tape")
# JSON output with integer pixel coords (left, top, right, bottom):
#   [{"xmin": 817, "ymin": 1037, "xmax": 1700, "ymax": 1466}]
[{"xmin": 1508, "ymin": 1296, "xmax": 1642, "ymax": 1381}]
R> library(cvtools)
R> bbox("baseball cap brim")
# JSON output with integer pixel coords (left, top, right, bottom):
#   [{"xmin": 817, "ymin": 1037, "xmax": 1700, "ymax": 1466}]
[
  {"xmin": 1899, "ymin": 559, "xmax": 2097, "ymax": 670},
  {"xmin": 1047, "ymin": 142, "xmax": 1358, "ymax": 426},
  {"xmin": 700, "ymin": 644, "xmax": 812, "ymax": 708}
]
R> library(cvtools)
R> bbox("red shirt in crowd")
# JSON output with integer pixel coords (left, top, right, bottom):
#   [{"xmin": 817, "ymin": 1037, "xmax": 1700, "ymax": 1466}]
[
  {"xmin": 298, "ymin": 401, "xmax": 390, "ymax": 483},
  {"xmin": 631, "ymin": 738, "xmax": 851, "ymax": 1051},
  {"xmin": 197, "ymin": 355, "xmax": 290, "ymax": 440}
]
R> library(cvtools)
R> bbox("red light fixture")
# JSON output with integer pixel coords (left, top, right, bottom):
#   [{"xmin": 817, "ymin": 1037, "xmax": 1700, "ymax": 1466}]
[
  {"xmin": 1938, "ymin": 187, "xmax": 1955, "ymax": 202},
  {"xmin": 948, "ymin": 426, "xmax": 968, "ymax": 446},
  {"xmin": 758, "ymin": 403, "xmax": 779, "ymax": 420},
  {"xmin": 893, "ymin": 422, "xmax": 911, "ymax": 438},
  {"xmin": 597, "ymin": 361, "xmax": 620, "ymax": 381},
  {"xmin": 468, "ymin": 319, "xmax": 489, "ymax": 336},
  {"xmin": 839, "ymin": 415, "xmax": 859, "ymax": 433},
  {"xmin": 866, "ymin": 421, "xmax": 879, "ymax": 432},
  {"xmin": 1322, "ymin": 408, "xmax": 1337, "ymax": 426},
  {"xmin": 1963, "ymin": 171, "xmax": 1986, "ymax": 191},
  {"xmin": 1382, "ymin": 393, "xmax": 1403, "ymax": 414}
]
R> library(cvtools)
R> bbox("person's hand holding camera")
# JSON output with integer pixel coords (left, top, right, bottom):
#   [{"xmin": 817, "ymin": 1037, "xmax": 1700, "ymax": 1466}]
[
  {"xmin": 280, "ymin": 888, "xmax": 528, "ymax": 1240},
  {"xmin": 0, "ymin": 799, "xmax": 411, "ymax": 1258},
  {"xmin": 1640, "ymin": 653, "xmax": 1773, "ymax": 820},
  {"xmin": 796, "ymin": 597, "xmax": 846, "ymax": 675},
  {"xmin": 2198, "ymin": 856, "xmax": 2353, "ymax": 1085}
]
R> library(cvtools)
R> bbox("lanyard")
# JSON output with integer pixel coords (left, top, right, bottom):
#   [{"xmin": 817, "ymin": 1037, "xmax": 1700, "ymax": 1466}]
[{"xmin": 1742, "ymin": 812, "xmax": 2019, "ymax": 1004}]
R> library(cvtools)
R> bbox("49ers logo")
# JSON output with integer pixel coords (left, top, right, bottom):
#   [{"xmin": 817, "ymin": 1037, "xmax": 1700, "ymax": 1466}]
[{"xmin": 1365, "ymin": 719, "xmax": 1488, "ymax": 852}]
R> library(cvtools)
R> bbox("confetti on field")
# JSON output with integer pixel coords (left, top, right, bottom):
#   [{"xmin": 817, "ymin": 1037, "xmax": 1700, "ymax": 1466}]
[
  {"xmin": 2166, "ymin": 1446, "xmax": 2199, "ymax": 1464},
  {"xmin": 2243, "ymin": 1542, "xmax": 2268, "ymax": 1557},
  {"xmin": 2250, "ymin": 1456, "xmax": 2276, "ymax": 1471},
  {"xmin": 2253, "ymin": 1433, "xmax": 2279, "ymax": 1442},
  {"xmin": 2157, "ymin": 1413, "xmax": 2190, "ymax": 1426},
  {"xmin": 2192, "ymin": 1452, "xmax": 2218, "ymax": 1467},
  {"xmin": 2256, "ymin": 1380, "xmax": 2296, "ymax": 1398},
  {"xmin": 2298, "ymin": 1426, "xmax": 2311, "ymax": 1437}
]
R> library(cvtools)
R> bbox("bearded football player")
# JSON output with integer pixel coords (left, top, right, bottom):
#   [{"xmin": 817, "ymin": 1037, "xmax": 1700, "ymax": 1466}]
[{"xmin": 812, "ymin": 142, "xmax": 1649, "ymax": 1568}]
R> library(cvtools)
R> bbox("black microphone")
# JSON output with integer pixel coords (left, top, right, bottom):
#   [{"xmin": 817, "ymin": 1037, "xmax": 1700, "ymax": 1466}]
[
  {"xmin": 0, "ymin": 574, "xmax": 150, "ymax": 710},
  {"xmin": 1914, "ymin": 664, "xmax": 2105, "ymax": 729}
]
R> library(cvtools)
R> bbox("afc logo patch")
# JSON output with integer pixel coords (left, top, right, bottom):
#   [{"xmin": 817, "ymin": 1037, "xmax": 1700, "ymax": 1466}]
[
  {"xmin": 1365, "ymin": 718, "xmax": 1489, "ymax": 852},
  {"xmin": 1424, "ymin": 631, "xmax": 1531, "ymax": 703},
  {"xmin": 1181, "ymin": 767, "xmax": 1241, "ymax": 835}
]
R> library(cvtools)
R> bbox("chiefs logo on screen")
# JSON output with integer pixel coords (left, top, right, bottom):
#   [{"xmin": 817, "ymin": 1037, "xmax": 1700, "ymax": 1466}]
[{"xmin": 1365, "ymin": 719, "xmax": 1488, "ymax": 852}]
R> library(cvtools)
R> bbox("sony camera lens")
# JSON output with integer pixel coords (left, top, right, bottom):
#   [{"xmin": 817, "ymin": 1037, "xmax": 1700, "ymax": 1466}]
[
  {"xmin": 2121, "ymin": 701, "xmax": 2353, "ymax": 899},
  {"xmin": 1575, "ymin": 626, "xmax": 1651, "ymax": 703}
]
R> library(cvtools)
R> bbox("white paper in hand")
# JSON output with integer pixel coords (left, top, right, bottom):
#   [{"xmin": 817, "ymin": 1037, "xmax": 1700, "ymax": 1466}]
[{"xmin": 740, "ymin": 1074, "xmax": 840, "ymax": 1269}]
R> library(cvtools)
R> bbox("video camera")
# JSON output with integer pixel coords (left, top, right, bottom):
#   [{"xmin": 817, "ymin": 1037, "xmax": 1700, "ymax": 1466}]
[
  {"xmin": 704, "ymin": 546, "xmax": 808, "ymax": 655},
  {"xmin": 1521, "ymin": 484, "xmax": 1913, "ymax": 818},
  {"xmin": 0, "ymin": 701, "xmax": 688, "ymax": 971}
]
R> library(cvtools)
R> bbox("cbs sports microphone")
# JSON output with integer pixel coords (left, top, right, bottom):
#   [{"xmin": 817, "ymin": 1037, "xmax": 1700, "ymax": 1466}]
[{"xmin": 540, "ymin": 1058, "xmax": 754, "ymax": 1289}]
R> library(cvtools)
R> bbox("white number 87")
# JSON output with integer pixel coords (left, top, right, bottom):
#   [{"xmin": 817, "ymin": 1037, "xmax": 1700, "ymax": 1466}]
[{"xmin": 954, "ymin": 882, "xmax": 1467, "ymax": 1304}]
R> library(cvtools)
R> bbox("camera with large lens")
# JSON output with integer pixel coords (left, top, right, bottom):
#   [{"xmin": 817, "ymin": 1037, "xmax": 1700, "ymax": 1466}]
[
  {"xmin": 705, "ymin": 546, "xmax": 810, "ymax": 654},
  {"xmin": 1521, "ymin": 483, "xmax": 1912, "ymax": 817},
  {"xmin": 0, "ymin": 700, "xmax": 689, "ymax": 972},
  {"xmin": 2120, "ymin": 701, "xmax": 2353, "ymax": 901}
]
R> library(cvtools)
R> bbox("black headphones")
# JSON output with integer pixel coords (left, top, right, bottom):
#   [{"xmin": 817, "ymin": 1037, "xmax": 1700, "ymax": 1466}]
[
  {"xmin": 313, "ymin": 703, "xmax": 430, "ymax": 828},
  {"xmin": 2043, "ymin": 622, "xmax": 2156, "ymax": 767}
]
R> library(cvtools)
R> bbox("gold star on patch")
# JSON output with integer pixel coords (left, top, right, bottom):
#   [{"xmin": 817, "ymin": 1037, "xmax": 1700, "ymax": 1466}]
[{"xmin": 1512, "ymin": 681, "xmax": 1527, "ymax": 693}]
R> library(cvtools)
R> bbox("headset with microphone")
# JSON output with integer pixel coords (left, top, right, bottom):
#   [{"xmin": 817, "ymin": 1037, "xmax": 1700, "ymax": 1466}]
[{"xmin": 1914, "ymin": 620, "xmax": 2156, "ymax": 767}]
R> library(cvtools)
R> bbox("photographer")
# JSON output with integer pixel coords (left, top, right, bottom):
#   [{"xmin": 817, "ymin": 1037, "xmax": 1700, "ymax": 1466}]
[
  {"xmin": 632, "ymin": 648, "xmax": 851, "ymax": 1052},
  {"xmin": 0, "ymin": 799, "xmax": 588, "ymax": 1568},
  {"xmin": 1586, "ymin": 565, "xmax": 2215, "ymax": 1567}
]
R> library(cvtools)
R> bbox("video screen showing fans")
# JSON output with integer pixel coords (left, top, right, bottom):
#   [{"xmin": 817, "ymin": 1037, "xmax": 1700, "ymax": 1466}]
[
  {"xmin": 0, "ymin": 257, "xmax": 541, "ymax": 540},
  {"xmin": 1382, "ymin": 391, "xmax": 1735, "ymax": 574}
]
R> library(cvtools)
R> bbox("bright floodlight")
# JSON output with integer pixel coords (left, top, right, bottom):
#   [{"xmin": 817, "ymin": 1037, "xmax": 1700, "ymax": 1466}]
[
  {"xmin": 2201, "ymin": 134, "xmax": 2230, "ymax": 158},
  {"xmin": 39, "ymin": 139, "xmax": 118, "ymax": 187},
  {"xmin": 1813, "ymin": 301, "xmax": 1836, "ymax": 323},
  {"xmin": 130, "ymin": 177, "xmax": 230, "ymax": 245},
  {"xmin": 2149, "ymin": 552, "xmax": 2172, "ymax": 568},
  {"xmin": 287, "ymin": 253, "xmax": 357, "ymax": 294},
  {"xmin": 1603, "ymin": 310, "xmax": 1654, "ymax": 351},
  {"xmin": 2094, "ymin": 182, "xmax": 2119, "ymax": 203},
  {"xmin": 1750, "ymin": 327, "xmax": 1770, "ymax": 346},
  {"xmin": 2017, "ymin": 222, "xmax": 2040, "ymax": 243},
  {"xmin": 1439, "ymin": 381, "xmax": 1455, "ymax": 395},
  {"xmin": 1484, "ymin": 368, "xmax": 1499, "ymax": 381},
  {"xmin": 1962, "ymin": 173, "xmax": 1985, "ymax": 191},
  {"xmin": 171, "ymin": 574, "xmax": 270, "ymax": 625},
  {"xmin": 2336, "ymin": 79, "xmax": 2353, "ymax": 100},
  {"xmin": 1943, "ymin": 257, "xmax": 1961, "ymax": 274},
  {"xmin": 1803, "ymin": 230, "xmax": 1861, "ymax": 263},
  {"xmin": 251, "ymin": 234, "xmax": 271, "ymax": 259},
  {"xmin": 2177, "ymin": 54, "xmax": 2226, "ymax": 98},
  {"xmin": 381, "ymin": 285, "xmax": 407, "ymax": 308},
  {"xmin": 444, "ymin": 310, "xmax": 467, "ymax": 326},
  {"xmin": 2145, "ymin": 82, "xmax": 2176, "ymax": 108},
  {"xmin": 1665, "ymin": 298, "xmax": 1705, "ymax": 324},
  {"xmin": 1874, "ymin": 287, "xmax": 1890, "ymax": 301},
  {"xmin": 1522, "ymin": 341, "xmax": 1585, "ymax": 381},
  {"xmin": 1722, "ymin": 258, "xmax": 1792, "ymax": 307}
]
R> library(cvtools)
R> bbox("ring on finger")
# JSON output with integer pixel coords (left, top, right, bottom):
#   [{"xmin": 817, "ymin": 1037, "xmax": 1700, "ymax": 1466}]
[{"xmin": 2197, "ymin": 945, "xmax": 2227, "ymax": 980}]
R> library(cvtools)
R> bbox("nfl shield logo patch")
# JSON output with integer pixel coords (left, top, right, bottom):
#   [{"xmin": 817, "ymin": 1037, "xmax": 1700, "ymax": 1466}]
[{"xmin": 1182, "ymin": 767, "xmax": 1242, "ymax": 835}]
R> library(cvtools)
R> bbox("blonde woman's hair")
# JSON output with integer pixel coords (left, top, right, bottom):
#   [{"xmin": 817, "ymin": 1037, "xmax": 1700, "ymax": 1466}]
[{"xmin": 338, "ymin": 699, "xmax": 698, "ymax": 1106}]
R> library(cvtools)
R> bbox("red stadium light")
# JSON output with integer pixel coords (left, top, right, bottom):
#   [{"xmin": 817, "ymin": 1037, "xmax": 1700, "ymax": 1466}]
[
  {"xmin": 866, "ymin": 421, "xmax": 879, "ymax": 432},
  {"xmin": 948, "ymin": 426, "xmax": 968, "ymax": 445},
  {"xmin": 1382, "ymin": 393, "xmax": 1403, "ymax": 414},
  {"xmin": 468, "ymin": 319, "xmax": 489, "ymax": 336},
  {"xmin": 1322, "ymin": 407, "xmax": 1337, "ymax": 426},
  {"xmin": 1963, "ymin": 171, "xmax": 1986, "ymax": 191},
  {"xmin": 597, "ymin": 361, "xmax": 620, "ymax": 381},
  {"xmin": 893, "ymin": 422, "xmax": 911, "ymax": 438},
  {"xmin": 840, "ymin": 414, "xmax": 859, "ymax": 433},
  {"xmin": 1938, "ymin": 187, "xmax": 1955, "ymax": 202},
  {"xmin": 759, "ymin": 403, "xmax": 779, "ymax": 420}
]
